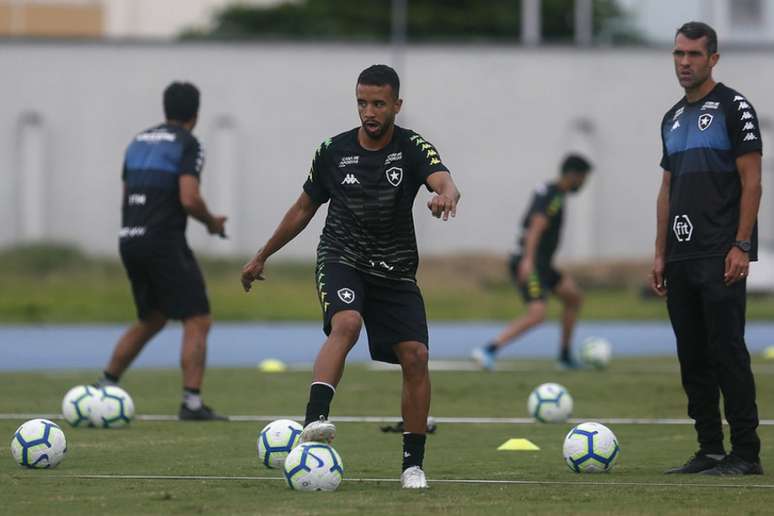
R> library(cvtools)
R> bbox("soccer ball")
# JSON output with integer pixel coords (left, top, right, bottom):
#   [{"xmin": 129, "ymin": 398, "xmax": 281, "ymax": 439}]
[
  {"xmin": 527, "ymin": 383, "xmax": 573, "ymax": 423},
  {"xmin": 62, "ymin": 385, "xmax": 100, "ymax": 427},
  {"xmin": 10, "ymin": 418, "xmax": 67, "ymax": 468},
  {"xmin": 580, "ymin": 337, "xmax": 612, "ymax": 369},
  {"xmin": 563, "ymin": 421, "xmax": 620, "ymax": 473},
  {"xmin": 283, "ymin": 441, "xmax": 344, "ymax": 491},
  {"xmin": 257, "ymin": 419, "xmax": 303, "ymax": 469},
  {"xmin": 89, "ymin": 386, "xmax": 135, "ymax": 428}
]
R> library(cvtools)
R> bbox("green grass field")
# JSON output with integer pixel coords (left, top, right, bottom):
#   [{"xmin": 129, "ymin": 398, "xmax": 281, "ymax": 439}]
[
  {"xmin": 4, "ymin": 244, "xmax": 774, "ymax": 323},
  {"xmin": 3, "ymin": 357, "xmax": 774, "ymax": 514}
]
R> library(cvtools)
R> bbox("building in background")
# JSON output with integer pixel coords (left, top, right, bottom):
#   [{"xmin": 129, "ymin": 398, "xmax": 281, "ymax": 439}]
[
  {"xmin": 620, "ymin": 0, "xmax": 774, "ymax": 45},
  {"xmin": 0, "ymin": 0, "xmax": 281, "ymax": 39}
]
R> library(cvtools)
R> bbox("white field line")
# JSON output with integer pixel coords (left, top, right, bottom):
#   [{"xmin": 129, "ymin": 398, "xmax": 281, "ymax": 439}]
[
  {"xmin": 3, "ymin": 413, "xmax": 774, "ymax": 426},
  {"xmin": 46, "ymin": 474, "xmax": 774, "ymax": 490}
]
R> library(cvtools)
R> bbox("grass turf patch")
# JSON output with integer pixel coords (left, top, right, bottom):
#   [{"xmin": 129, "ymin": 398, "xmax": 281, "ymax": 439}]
[{"xmin": 2, "ymin": 357, "xmax": 774, "ymax": 514}]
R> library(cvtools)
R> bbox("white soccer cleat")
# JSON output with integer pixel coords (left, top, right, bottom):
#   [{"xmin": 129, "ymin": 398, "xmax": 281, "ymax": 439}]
[
  {"xmin": 401, "ymin": 466, "xmax": 428, "ymax": 489},
  {"xmin": 299, "ymin": 416, "xmax": 336, "ymax": 444}
]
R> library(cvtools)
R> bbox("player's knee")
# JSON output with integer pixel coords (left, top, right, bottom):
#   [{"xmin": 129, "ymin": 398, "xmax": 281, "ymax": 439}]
[
  {"xmin": 331, "ymin": 311, "xmax": 362, "ymax": 342},
  {"xmin": 185, "ymin": 314, "xmax": 212, "ymax": 336},
  {"xmin": 398, "ymin": 342, "xmax": 429, "ymax": 372},
  {"xmin": 569, "ymin": 290, "xmax": 584, "ymax": 308}
]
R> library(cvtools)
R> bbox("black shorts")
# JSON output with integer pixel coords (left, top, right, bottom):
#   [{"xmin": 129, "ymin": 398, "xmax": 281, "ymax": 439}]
[
  {"xmin": 509, "ymin": 255, "xmax": 562, "ymax": 303},
  {"xmin": 119, "ymin": 237, "xmax": 210, "ymax": 321},
  {"xmin": 315, "ymin": 262, "xmax": 428, "ymax": 364}
]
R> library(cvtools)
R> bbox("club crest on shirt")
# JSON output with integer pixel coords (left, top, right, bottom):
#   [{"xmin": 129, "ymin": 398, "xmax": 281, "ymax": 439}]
[
  {"xmin": 337, "ymin": 288, "xmax": 355, "ymax": 304},
  {"xmin": 386, "ymin": 167, "xmax": 403, "ymax": 187},
  {"xmin": 698, "ymin": 113, "xmax": 713, "ymax": 131}
]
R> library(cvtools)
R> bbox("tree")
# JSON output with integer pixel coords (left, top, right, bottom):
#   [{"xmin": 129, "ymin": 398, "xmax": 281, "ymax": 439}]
[{"xmin": 185, "ymin": 0, "xmax": 627, "ymax": 43}]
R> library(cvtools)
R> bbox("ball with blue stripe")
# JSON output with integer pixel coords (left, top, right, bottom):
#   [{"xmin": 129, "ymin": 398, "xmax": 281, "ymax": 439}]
[
  {"xmin": 257, "ymin": 419, "xmax": 303, "ymax": 469},
  {"xmin": 527, "ymin": 382, "xmax": 573, "ymax": 423},
  {"xmin": 563, "ymin": 421, "xmax": 620, "ymax": 473},
  {"xmin": 89, "ymin": 385, "xmax": 135, "ymax": 428},
  {"xmin": 283, "ymin": 442, "xmax": 344, "ymax": 492},
  {"xmin": 10, "ymin": 418, "xmax": 67, "ymax": 469}
]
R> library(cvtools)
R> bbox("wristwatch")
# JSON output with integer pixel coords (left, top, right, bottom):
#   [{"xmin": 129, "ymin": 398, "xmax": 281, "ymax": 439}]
[{"xmin": 733, "ymin": 240, "xmax": 752, "ymax": 253}]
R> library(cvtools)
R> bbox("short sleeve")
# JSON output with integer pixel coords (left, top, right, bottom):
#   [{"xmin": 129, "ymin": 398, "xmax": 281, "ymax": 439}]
[
  {"xmin": 529, "ymin": 186, "xmax": 552, "ymax": 217},
  {"xmin": 405, "ymin": 132, "xmax": 450, "ymax": 190},
  {"xmin": 659, "ymin": 113, "xmax": 671, "ymax": 171},
  {"xmin": 180, "ymin": 136, "xmax": 205, "ymax": 177},
  {"xmin": 726, "ymin": 94, "xmax": 763, "ymax": 157},
  {"xmin": 303, "ymin": 140, "xmax": 331, "ymax": 204}
]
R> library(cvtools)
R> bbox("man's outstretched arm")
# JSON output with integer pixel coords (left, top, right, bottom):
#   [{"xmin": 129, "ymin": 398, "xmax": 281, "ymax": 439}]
[
  {"xmin": 426, "ymin": 171, "xmax": 461, "ymax": 221},
  {"xmin": 241, "ymin": 191, "xmax": 321, "ymax": 291}
]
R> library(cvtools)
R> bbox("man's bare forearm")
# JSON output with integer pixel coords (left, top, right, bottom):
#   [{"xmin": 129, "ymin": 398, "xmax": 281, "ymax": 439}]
[{"xmin": 257, "ymin": 197, "xmax": 318, "ymax": 261}]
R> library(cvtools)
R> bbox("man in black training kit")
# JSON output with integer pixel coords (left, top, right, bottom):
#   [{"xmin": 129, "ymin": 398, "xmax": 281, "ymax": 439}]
[
  {"xmin": 472, "ymin": 155, "xmax": 591, "ymax": 371},
  {"xmin": 241, "ymin": 65, "xmax": 460, "ymax": 488},
  {"xmin": 653, "ymin": 22, "xmax": 763, "ymax": 475},
  {"xmin": 97, "ymin": 82, "xmax": 228, "ymax": 421}
]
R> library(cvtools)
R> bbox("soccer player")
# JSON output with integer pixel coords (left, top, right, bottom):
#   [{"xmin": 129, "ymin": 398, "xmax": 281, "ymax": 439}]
[
  {"xmin": 96, "ymin": 82, "xmax": 228, "ymax": 421},
  {"xmin": 654, "ymin": 22, "xmax": 763, "ymax": 475},
  {"xmin": 472, "ymin": 155, "xmax": 592, "ymax": 371},
  {"xmin": 241, "ymin": 65, "xmax": 460, "ymax": 488}
]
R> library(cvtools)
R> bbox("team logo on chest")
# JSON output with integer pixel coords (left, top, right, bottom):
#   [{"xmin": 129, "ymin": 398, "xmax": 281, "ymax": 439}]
[
  {"xmin": 698, "ymin": 113, "xmax": 713, "ymax": 131},
  {"xmin": 337, "ymin": 288, "xmax": 355, "ymax": 304},
  {"xmin": 386, "ymin": 167, "xmax": 403, "ymax": 187}
]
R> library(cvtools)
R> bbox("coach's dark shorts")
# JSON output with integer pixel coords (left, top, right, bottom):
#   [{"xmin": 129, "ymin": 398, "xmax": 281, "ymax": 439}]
[
  {"xmin": 509, "ymin": 255, "xmax": 563, "ymax": 303},
  {"xmin": 119, "ymin": 237, "xmax": 210, "ymax": 321},
  {"xmin": 316, "ymin": 262, "xmax": 428, "ymax": 364}
]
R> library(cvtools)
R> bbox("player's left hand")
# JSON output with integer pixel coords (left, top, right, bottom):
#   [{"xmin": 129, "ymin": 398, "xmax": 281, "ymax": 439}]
[
  {"xmin": 724, "ymin": 246, "xmax": 749, "ymax": 286},
  {"xmin": 427, "ymin": 194, "xmax": 457, "ymax": 221}
]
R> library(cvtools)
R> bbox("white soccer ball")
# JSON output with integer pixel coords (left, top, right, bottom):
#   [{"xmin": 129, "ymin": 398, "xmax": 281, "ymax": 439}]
[
  {"xmin": 10, "ymin": 418, "xmax": 67, "ymax": 468},
  {"xmin": 89, "ymin": 386, "xmax": 135, "ymax": 428},
  {"xmin": 257, "ymin": 419, "xmax": 303, "ymax": 469},
  {"xmin": 527, "ymin": 382, "xmax": 573, "ymax": 423},
  {"xmin": 580, "ymin": 337, "xmax": 612, "ymax": 369},
  {"xmin": 62, "ymin": 385, "xmax": 100, "ymax": 427},
  {"xmin": 563, "ymin": 421, "xmax": 620, "ymax": 473},
  {"xmin": 283, "ymin": 441, "xmax": 344, "ymax": 491}
]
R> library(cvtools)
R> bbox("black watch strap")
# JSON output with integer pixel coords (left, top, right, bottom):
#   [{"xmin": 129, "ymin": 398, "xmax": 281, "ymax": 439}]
[{"xmin": 733, "ymin": 240, "xmax": 752, "ymax": 253}]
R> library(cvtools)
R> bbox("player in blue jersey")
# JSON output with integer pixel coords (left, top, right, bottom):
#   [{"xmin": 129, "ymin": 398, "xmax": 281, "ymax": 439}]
[
  {"xmin": 654, "ymin": 22, "xmax": 763, "ymax": 475},
  {"xmin": 96, "ymin": 82, "xmax": 228, "ymax": 421}
]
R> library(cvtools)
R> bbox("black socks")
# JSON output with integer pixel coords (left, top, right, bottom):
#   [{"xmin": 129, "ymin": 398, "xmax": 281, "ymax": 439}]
[
  {"xmin": 304, "ymin": 382, "xmax": 335, "ymax": 426},
  {"xmin": 402, "ymin": 432, "xmax": 427, "ymax": 471}
]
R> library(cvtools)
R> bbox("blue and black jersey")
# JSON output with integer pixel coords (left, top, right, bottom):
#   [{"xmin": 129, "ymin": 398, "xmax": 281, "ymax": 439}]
[
  {"xmin": 660, "ymin": 83, "xmax": 762, "ymax": 263},
  {"xmin": 514, "ymin": 182, "xmax": 565, "ymax": 265},
  {"xmin": 120, "ymin": 124, "xmax": 204, "ymax": 240}
]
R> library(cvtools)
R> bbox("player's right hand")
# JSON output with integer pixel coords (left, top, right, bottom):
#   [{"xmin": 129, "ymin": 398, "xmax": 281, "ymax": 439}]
[
  {"xmin": 651, "ymin": 256, "xmax": 667, "ymax": 297},
  {"xmin": 207, "ymin": 215, "xmax": 228, "ymax": 238},
  {"xmin": 241, "ymin": 254, "xmax": 266, "ymax": 292}
]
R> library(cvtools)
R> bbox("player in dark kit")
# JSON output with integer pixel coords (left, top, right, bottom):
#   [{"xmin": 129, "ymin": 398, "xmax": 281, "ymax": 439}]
[
  {"xmin": 97, "ymin": 82, "xmax": 228, "ymax": 421},
  {"xmin": 653, "ymin": 22, "xmax": 763, "ymax": 475},
  {"xmin": 241, "ymin": 65, "xmax": 460, "ymax": 488},
  {"xmin": 472, "ymin": 155, "xmax": 592, "ymax": 371}
]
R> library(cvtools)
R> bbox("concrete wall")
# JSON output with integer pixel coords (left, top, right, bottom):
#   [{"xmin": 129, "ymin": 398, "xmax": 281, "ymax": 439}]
[{"xmin": 1, "ymin": 42, "xmax": 772, "ymax": 261}]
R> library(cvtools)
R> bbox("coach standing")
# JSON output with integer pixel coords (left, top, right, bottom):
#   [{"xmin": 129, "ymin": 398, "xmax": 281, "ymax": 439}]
[{"xmin": 653, "ymin": 22, "xmax": 763, "ymax": 475}]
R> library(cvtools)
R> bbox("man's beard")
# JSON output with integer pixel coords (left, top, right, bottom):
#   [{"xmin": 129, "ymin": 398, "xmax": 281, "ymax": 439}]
[{"xmin": 363, "ymin": 118, "xmax": 393, "ymax": 140}]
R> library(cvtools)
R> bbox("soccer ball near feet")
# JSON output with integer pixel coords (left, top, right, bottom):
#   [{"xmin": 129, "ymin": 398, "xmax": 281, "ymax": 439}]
[
  {"xmin": 563, "ymin": 421, "xmax": 620, "ymax": 473},
  {"xmin": 89, "ymin": 386, "xmax": 135, "ymax": 428},
  {"xmin": 257, "ymin": 419, "xmax": 303, "ymax": 469},
  {"xmin": 283, "ymin": 441, "xmax": 344, "ymax": 491}
]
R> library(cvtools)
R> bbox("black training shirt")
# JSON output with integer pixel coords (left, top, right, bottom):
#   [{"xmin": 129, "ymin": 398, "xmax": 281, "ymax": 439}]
[
  {"xmin": 660, "ymin": 83, "xmax": 762, "ymax": 263},
  {"xmin": 303, "ymin": 126, "xmax": 449, "ymax": 281},
  {"xmin": 514, "ymin": 182, "xmax": 565, "ymax": 264},
  {"xmin": 120, "ymin": 124, "xmax": 204, "ymax": 241}
]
